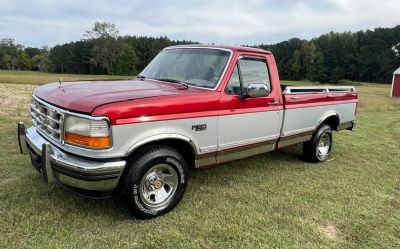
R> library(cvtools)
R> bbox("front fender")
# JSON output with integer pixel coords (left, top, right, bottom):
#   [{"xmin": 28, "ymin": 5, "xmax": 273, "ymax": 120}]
[{"xmin": 125, "ymin": 133, "xmax": 198, "ymax": 157}]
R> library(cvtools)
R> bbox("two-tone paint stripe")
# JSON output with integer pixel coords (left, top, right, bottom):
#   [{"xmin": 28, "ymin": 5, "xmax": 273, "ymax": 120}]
[
  {"xmin": 115, "ymin": 106, "xmax": 283, "ymax": 125},
  {"xmin": 115, "ymin": 100, "xmax": 356, "ymax": 126}
]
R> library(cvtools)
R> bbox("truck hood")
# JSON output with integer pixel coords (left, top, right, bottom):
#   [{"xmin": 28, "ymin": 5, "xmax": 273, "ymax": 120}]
[{"xmin": 34, "ymin": 79, "xmax": 193, "ymax": 113}]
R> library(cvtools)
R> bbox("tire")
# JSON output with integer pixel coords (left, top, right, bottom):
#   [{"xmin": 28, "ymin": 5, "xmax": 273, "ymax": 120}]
[
  {"xmin": 122, "ymin": 145, "xmax": 188, "ymax": 219},
  {"xmin": 303, "ymin": 124, "xmax": 333, "ymax": 163}
]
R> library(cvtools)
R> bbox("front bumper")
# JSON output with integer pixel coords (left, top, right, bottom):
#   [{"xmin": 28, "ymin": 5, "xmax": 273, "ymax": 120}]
[{"xmin": 18, "ymin": 122, "xmax": 126, "ymax": 198}]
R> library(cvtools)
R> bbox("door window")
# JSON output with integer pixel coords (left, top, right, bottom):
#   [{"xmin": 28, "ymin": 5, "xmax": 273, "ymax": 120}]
[
  {"xmin": 226, "ymin": 64, "xmax": 241, "ymax": 95},
  {"xmin": 226, "ymin": 57, "xmax": 271, "ymax": 95}
]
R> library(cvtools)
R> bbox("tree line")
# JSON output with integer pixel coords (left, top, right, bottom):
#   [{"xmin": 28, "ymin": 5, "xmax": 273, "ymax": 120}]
[
  {"xmin": 258, "ymin": 26, "xmax": 400, "ymax": 83},
  {"xmin": 0, "ymin": 22, "xmax": 399, "ymax": 83},
  {"xmin": 0, "ymin": 22, "xmax": 194, "ymax": 76}
]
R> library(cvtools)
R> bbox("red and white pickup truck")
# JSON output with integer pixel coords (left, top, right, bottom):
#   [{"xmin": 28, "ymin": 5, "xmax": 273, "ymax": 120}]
[{"xmin": 18, "ymin": 45, "xmax": 357, "ymax": 218}]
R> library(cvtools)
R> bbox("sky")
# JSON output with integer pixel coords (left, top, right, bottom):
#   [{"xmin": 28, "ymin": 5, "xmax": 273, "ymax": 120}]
[{"xmin": 1, "ymin": 0, "xmax": 399, "ymax": 48}]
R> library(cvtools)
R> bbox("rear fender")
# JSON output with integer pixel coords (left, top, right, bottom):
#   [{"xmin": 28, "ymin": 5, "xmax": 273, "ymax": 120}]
[{"xmin": 315, "ymin": 111, "xmax": 340, "ymax": 131}]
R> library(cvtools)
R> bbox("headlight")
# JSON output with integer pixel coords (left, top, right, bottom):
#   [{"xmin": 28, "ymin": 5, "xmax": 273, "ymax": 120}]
[{"xmin": 64, "ymin": 115, "xmax": 111, "ymax": 149}]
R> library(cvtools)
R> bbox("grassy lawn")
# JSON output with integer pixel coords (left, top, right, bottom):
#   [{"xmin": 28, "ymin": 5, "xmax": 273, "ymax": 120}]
[
  {"xmin": 0, "ymin": 70, "xmax": 133, "ymax": 85},
  {"xmin": 0, "ymin": 72, "xmax": 399, "ymax": 248}
]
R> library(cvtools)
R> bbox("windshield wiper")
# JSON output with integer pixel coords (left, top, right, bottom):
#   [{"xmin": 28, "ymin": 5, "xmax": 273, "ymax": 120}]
[
  {"xmin": 137, "ymin": 75, "xmax": 146, "ymax": 81},
  {"xmin": 156, "ymin": 78, "xmax": 189, "ymax": 89}
]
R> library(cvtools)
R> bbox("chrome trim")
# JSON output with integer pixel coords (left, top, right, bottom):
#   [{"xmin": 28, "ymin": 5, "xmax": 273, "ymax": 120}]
[
  {"xmin": 160, "ymin": 46, "xmax": 234, "ymax": 91},
  {"xmin": 238, "ymin": 55, "xmax": 268, "ymax": 60},
  {"xmin": 52, "ymin": 149, "xmax": 126, "ymax": 174},
  {"xmin": 234, "ymin": 55, "xmax": 274, "ymax": 97},
  {"xmin": 195, "ymin": 137, "xmax": 279, "ymax": 167},
  {"xmin": 277, "ymin": 134, "xmax": 313, "ymax": 149},
  {"xmin": 139, "ymin": 164, "xmax": 179, "ymax": 210},
  {"xmin": 196, "ymin": 140, "xmax": 277, "ymax": 168},
  {"xmin": 53, "ymin": 173, "xmax": 119, "ymax": 190},
  {"xmin": 217, "ymin": 142, "xmax": 275, "ymax": 164},
  {"xmin": 218, "ymin": 135, "xmax": 279, "ymax": 150},
  {"xmin": 31, "ymin": 96, "xmax": 64, "ymax": 143},
  {"xmin": 22, "ymin": 126, "xmax": 126, "ymax": 191},
  {"xmin": 281, "ymin": 127, "xmax": 315, "ymax": 137},
  {"xmin": 18, "ymin": 122, "xmax": 29, "ymax": 154},
  {"xmin": 317, "ymin": 132, "xmax": 331, "ymax": 160},
  {"xmin": 42, "ymin": 143, "xmax": 56, "ymax": 183},
  {"xmin": 247, "ymin": 83, "xmax": 268, "ymax": 98},
  {"xmin": 283, "ymin": 86, "xmax": 356, "ymax": 94},
  {"xmin": 32, "ymin": 95, "xmax": 65, "ymax": 113},
  {"xmin": 315, "ymin": 113, "xmax": 340, "ymax": 131},
  {"xmin": 126, "ymin": 134, "xmax": 198, "ymax": 157},
  {"xmin": 32, "ymin": 95, "xmax": 113, "ymax": 150},
  {"xmin": 199, "ymin": 145, "xmax": 218, "ymax": 153},
  {"xmin": 25, "ymin": 127, "xmax": 44, "ymax": 155},
  {"xmin": 195, "ymin": 154, "xmax": 217, "ymax": 168}
]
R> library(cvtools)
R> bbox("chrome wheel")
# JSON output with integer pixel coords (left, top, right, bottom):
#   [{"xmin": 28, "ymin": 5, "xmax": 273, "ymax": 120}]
[
  {"xmin": 139, "ymin": 164, "xmax": 178, "ymax": 210},
  {"xmin": 317, "ymin": 132, "xmax": 331, "ymax": 159}
]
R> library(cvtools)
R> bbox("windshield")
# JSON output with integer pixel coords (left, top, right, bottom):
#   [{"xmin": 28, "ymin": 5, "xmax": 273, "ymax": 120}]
[{"xmin": 139, "ymin": 48, "xmax": 231, "ymax": 89}]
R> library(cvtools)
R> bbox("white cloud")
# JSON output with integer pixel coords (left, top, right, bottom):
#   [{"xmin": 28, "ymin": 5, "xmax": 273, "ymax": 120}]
[{"xmin": 0, "ymin": 0, "xmax": 399, "ymax": 47}]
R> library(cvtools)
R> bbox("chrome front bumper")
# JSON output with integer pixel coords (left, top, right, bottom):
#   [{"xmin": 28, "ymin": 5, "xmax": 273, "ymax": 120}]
[{"xmin": 18, "ymin": 122, "xmax": 126, "ymax": 198}]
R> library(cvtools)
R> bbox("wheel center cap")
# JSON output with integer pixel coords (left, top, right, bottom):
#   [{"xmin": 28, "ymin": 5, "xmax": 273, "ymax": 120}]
[{"xmin": 154, "ymin": 179, "xmax": 163, "ymax": 189}]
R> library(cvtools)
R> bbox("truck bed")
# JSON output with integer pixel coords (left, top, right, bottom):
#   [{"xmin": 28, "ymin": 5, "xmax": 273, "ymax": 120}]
[
  {"xmin": 281, "ymin": 85, "xmax": 356, "ymax": 94},
  {"xmin": 277, "ymin": 85, "xmax": 358, "ymax": 148}
]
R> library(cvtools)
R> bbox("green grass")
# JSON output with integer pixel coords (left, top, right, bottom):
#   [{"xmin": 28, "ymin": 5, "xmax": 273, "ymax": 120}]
[
  {"xmin": 0, "ymin": 70, "xmax": 133, "ymax": 85},
  {"xmin": 1, "ymin": 72, "xmax": 400, "ymax": 248}
]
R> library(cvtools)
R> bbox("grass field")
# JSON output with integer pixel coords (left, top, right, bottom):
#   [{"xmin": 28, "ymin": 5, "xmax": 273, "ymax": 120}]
[
  {"xmin": 0, "ymin": 71, "xmax": 399, "ymax": 248},
  {"xmin": 0, "ymin": 70, "xmax": 133, "ymax": 85}
]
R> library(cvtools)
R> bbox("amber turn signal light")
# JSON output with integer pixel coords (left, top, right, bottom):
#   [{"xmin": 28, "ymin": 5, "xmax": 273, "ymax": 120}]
[{"xmin": 65, "ymin": 132, "xmax": 111, "ymax": 148}]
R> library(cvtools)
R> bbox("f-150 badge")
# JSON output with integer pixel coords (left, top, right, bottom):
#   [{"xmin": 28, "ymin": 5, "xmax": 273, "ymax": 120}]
[{"xmin": 192, "ymin": 124, "xmax": 207, "ymax": 131}]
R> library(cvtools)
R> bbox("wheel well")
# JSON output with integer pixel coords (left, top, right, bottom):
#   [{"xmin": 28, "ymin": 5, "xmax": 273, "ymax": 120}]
[
  {"xmin": 321, "ymin": 115, "xmax": 340, "ymax": 131},
  {"xmin": 128, "ymin": 139, "xmax": 197, "ymax": 170}
]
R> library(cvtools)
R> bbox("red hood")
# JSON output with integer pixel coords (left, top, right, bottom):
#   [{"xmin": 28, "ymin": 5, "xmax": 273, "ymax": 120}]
[{"xmin": 34, "ymin": 79, "xmax": 196, "ymax": 113}]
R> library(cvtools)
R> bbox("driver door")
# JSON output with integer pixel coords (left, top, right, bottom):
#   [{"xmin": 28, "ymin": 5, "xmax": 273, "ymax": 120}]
[{"xmin": 217, "ymin": 55, "xmax": 282, "ymax": 163}]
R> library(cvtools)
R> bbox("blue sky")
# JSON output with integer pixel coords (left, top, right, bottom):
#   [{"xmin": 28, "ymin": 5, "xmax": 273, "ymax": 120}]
[{"xmin": 1, "ymin": 0, "xmax": 399, "ymax": 47}]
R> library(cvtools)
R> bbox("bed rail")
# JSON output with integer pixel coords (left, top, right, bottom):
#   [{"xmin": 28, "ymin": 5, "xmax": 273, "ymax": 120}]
[{"xmin": 283, "ymin": 86, "xmax": 356, "ymax": 94}]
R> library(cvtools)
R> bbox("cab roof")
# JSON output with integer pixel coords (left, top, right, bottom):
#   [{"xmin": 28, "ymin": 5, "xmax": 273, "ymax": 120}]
[{"xmin": 165, "ymin": 44, "xmax": 271, "ymax": 54}]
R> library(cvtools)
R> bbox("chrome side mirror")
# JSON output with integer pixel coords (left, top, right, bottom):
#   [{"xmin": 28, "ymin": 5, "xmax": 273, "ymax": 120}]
[{"xmin": 247, "ymin": 83, "xmax": 269, "ymax": 98}]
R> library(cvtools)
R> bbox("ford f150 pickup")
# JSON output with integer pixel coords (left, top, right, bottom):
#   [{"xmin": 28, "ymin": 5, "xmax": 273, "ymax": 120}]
[{"xmin": 18, "ymin": 45, "xmax": 357, "ymax": 218}]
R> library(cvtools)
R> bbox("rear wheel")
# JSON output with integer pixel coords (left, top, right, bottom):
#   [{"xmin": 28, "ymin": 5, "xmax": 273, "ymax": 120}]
[
  {"xmin": 122, "ymin": 145, "xmax": 188, "ymax": 219},
  {"xmin": 303, "ymin": 124, "xmax": 333, "ymax": 162}
]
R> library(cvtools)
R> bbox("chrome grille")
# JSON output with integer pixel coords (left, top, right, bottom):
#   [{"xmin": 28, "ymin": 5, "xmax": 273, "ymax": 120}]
[{"xmin": 31, "ymin": 97, "xmax": 64, "ymax": 142}]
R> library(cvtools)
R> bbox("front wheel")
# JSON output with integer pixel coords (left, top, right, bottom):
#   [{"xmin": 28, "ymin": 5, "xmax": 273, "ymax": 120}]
[
  {"xmin": 122, "ymin": 145, "xmax": 188, "ymax": 219},
  {"xmin": 303, "ymin": 124, "xmax": 333, "ymax": 162}
]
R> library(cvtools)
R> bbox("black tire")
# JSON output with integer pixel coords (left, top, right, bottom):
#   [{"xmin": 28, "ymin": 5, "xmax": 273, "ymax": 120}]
[
  {"xmin": 122, "ymin": 145, "xmax": 188, "ymax": 219},
  {"xmin": 303, "ymin": 124, "xmax": 333, "ymax": 163}
]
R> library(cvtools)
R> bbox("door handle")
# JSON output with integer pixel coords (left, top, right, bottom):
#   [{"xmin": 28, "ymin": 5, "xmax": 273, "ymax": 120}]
[
  {"xmin": 291, "ymin": 96, "xmax": 299, "ymax": 100},
  {"xmin": 268, "ymin": 101, "xmax": 279, "ymax": 106}
]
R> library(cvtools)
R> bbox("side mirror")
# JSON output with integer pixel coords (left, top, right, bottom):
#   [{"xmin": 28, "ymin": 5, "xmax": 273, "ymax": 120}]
[{"xmin": 247, "ymin": 83, "xmax": 269, "ymax": 98}]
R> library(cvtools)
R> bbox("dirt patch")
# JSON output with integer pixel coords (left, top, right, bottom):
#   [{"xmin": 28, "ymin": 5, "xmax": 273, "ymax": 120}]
[{"xmin": 318, "ymin": 224, "xmax": 341, "ymax": 240}]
